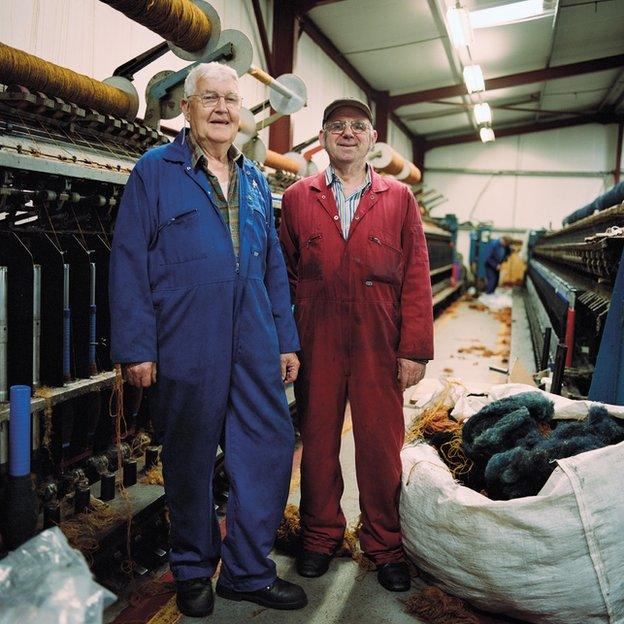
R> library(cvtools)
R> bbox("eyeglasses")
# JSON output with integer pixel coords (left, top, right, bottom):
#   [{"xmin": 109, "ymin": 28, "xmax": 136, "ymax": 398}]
[
  {"xmin": 324, "ymin": 120, "xmax": 371, "ymax": 135},
  {"xmin": 188, "ymin": 92, "xmax": 242, "ymax": 109}
]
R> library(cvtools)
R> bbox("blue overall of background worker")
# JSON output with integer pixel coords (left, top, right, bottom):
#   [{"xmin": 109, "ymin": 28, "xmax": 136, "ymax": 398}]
[
  {"xmin": 109, "ymin": 62, "xmax": 307, "ymax": 618},
  {"xmin": 484, "ymin": 236, "xmax": 512, "ymax": 294}
]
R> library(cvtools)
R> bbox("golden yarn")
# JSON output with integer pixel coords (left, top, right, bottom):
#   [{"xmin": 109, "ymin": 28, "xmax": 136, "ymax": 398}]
[
  {"xmin": 141, "ymin": 465, "xmax": 165, "ymax": 486},
  {"xmin": 34, "ymin": 386, "xmax": 54, "ymax": 451},
  {"xmin": 60, "ymin": 498, "xmax": 122, "ymax": 557},
  {"xmin": 248, "ymin": 66, "xmax": 274, "ymax": 86},
  {"xmin": 379, "ymin": 149, "xmax": 405, "ymax": 177},
  {"xmin": 405, "ymin": 586, "xmax": 481, "ymax": 624},
  {"xmin": 264, "ymin": 150, "xmax": 302, "ymax": 174},
  {"xmin": 405, "ymin": 382, "xmax": 459, "ymax": 445},
  {"xmin": 0, "ymin": 43, "xmax": 133, "ymax": 118},
  {"xmin": 403, "ymin": 161, "xmax": 422, "ymax": 185},
  {"xmin": 101, "ymin": 0, "xmax": 211, "ymax": 52}
]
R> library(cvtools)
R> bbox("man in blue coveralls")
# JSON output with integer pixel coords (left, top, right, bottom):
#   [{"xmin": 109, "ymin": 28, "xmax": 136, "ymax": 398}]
[
  {"xmin": 483, "ymin": 236, "xmax": 512, "ymax": 294},
  {"xmin": 109, "ymin": 62, "xmax": 307, "ymax": 617}
]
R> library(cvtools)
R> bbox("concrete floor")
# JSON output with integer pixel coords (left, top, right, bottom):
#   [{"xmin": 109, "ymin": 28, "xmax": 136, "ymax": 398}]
[{"xmin": 107, "ymin": 293, "xmax": 515, "ymax": 623}]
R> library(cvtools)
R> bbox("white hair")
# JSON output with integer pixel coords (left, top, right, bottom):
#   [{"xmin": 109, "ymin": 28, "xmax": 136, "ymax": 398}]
[{"xmin": 184, "ymin": 62, "xmax": 239, "ymax": 97}]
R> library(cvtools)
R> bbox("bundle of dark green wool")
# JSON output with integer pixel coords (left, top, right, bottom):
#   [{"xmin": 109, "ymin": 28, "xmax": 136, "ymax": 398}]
[{"xmin": 460, "ymin": 392, "xmax": 624, "ymax": 500}]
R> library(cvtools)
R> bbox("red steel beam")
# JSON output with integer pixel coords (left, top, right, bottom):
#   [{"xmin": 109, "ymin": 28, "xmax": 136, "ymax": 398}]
[
  {"xmin": 390, "ymin": 54, "xmax": 624, "ymax": 110},
  {"xmin": 251, "ymin": 0, "xmax": 274, "ymax": 77},
  {"xmin": 269, "ymin": 0, "xmax": 299, "ymax": 152},
  {"xmin": 426, "ymin": 114, "xmax": 621, "ymax": 149}
]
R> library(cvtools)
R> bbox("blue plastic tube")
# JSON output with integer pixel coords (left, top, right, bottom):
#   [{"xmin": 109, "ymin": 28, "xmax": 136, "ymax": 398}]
[{"xmin": 9, "ymin": 385, "xmax": 31, "ymax": 477}]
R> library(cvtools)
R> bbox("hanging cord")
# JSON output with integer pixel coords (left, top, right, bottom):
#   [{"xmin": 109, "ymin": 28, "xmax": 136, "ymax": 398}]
[{"xmin": 110, "ymin": 363, "xmax": 135, "ymax": 575}]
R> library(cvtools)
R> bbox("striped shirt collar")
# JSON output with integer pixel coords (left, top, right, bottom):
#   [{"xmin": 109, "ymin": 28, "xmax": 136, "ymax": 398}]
[
  {"xmin": 325, "ymin": 164, "xmax": 372, "ymax": 193},
  {"xmin": 185, "ymin": 130, "xmax": 244, "ymax": 171}
]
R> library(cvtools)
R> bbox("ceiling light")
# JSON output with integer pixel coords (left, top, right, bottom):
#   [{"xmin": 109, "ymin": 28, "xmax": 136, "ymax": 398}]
[
  {"xmin": 446, "ymin": 5, "xmax": 473, "ymax": 48},
  {"xmin": 479, "ymin": 127, "xmax": 495, "ymax": 143},
  {"xmin": 473, "ymin": 103, "xmax": 492, "ymax": 124},
  {"xmin": 470, "ymin": 0, "xmax": 557, "ymax": 29},
  {"xmin": 463, "ymin": 65, "xmax": 485, "ymax": 93}
]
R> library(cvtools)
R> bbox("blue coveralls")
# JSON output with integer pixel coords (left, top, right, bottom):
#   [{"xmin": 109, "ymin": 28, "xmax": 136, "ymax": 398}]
[
  {"xmin": 484, "ymin": 239, "xmax": 510, "ymax": 294},
  {"xmin": 109, "ymin": 131, "xmax": 299, "ymax": 590}
]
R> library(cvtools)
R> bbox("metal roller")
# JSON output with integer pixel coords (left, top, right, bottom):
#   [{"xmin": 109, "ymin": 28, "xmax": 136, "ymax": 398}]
[
  {"xmin": 367, "ymin": 142, "xmax": 422, "ymax": 185},
  {"xmin": 235, "ymin": 107, "xmax": 258, "ymax": 150},
  {"xmin": 216, "ymin": 29, "xmax": 254, "ymax": 78},
  {"xmin": 242, "ymin": 136, "xmax": 268, "ymax": 164},
  {"xmin": 99, "ymin": 0, "xmax": 222, "ymax": 63},
  {"xmin": 215, "ymin": 29, "xmax": 307, "ymax": 114},
  {"xmin": 0, "ymin": 42, "xmax": 139, "ymax": 120}
]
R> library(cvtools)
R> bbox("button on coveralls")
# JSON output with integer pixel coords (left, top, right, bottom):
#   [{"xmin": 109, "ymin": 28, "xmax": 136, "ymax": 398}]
[
  {"xmin": 109, "ymin": 132, "xmax": 299, "ymax": 589},
  {"xmin": 280, "ymin": 170, "xmax": 433, "ymax": 563}
]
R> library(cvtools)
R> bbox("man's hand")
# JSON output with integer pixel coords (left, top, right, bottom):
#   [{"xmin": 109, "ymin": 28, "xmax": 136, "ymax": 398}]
[
  {"xmin": 397, "ymin": 358, "xmax": 426, "ymax": 392},
  {"xmin": 123, "ymin": 362, "xmax": 157, "ymax": 388},
  {"xmin": 280, "ymin": 352, "xmax": 300, "ymax": 384}
]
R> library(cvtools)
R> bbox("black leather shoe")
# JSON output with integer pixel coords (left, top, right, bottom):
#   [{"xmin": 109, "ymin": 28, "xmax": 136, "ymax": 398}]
[
  {"xmin": 377, "ymin": 562, "xmax": 411, "ymax": 592},
  {"xmin": 296, "ymin": 550, "xmax": 333, "ymax": 578},
  {"xmin": 176, "ymin": 577, "xmax": 214, "ymax": 617},
  {"xmin": 216, "ymin": 577, "xmax": 307, "ymax": 610}
]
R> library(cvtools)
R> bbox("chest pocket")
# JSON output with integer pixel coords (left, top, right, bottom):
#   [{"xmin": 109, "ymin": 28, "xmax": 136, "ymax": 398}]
[
  {"xmin": 365, "ymin": 230, "xmax": 403, "ymax": 285},
  {"xmin": 156, "ymin": 208, "xmax": 208, "ymax": 265},
  {"xmin": 299, "ymin": 232, "xmax": 324, "ymax": 282}
]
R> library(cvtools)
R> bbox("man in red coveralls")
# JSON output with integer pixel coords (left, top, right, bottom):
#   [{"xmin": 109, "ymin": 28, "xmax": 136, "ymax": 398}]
[{"xmin": 279, "ymin": 98, "xmax": 433, "ymax": 592}]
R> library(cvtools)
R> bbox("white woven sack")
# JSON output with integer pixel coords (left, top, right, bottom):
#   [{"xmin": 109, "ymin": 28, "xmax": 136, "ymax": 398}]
[{"xmin": 400, "ymin": 439, "xmax": 624, "ymax": 624}]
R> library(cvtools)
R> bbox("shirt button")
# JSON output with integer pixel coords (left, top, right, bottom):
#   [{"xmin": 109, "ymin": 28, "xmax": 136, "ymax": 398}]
[
  {"xmin": 186, "ymin": 166, "xmax": 191, "ymax": 171},
  {"xmin": 321, "ymin": 194, "xmax": 326, "ymax": 199},
  {"xmin": 354, "ymin": 216, "xmax": 359, "ymax": 220},
  {"xmin": 333, "ymin": 215, "xmax": 339, "ymax": 220},
  {"xmin": 365, "ymin": 280, "xmax": 373, "ymax": 287}
]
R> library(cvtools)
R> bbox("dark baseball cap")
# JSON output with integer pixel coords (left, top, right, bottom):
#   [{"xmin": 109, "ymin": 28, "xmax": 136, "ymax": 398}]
[{"xmin": 322, "ymin": 97, "xmax": 373, "ymax": 126}]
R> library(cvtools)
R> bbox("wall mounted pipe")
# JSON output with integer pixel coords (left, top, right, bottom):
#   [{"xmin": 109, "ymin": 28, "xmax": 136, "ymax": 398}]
[
  {"xmin": 0, "ymin": 384, "xmax": 37, "ymax": 549},
  {"xmin": 0, "ymin": 42, "xmax": 139, "ymax": 120},
  {"xmin": 367, "ymin": 142, "xmax": 422, "ymax": 185},
  {"xmin": 8, "ymin": 385, "xmax": 30, "ymax": 477}
]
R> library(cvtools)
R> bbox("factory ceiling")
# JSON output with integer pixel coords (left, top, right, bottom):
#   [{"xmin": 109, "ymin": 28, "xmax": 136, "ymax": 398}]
[{"xmin": 288, "ymin": 0, "xmax": 624, "ymax": 148}]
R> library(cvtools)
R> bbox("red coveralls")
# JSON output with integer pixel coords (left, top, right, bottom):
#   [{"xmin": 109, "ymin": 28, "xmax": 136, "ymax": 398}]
[{"xmin": 280, "ymin": 169, "xmax": 433, "ymax": 563}]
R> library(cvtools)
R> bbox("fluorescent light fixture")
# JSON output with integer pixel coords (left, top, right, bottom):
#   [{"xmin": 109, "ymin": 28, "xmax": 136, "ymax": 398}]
[
  {"xmin": 480, "ymin": 127, "xmax": 495, "ymax": 143},
  {"xmin": 463, "ymin": 64, "xmax": 485, "ymax": 93},
  {"xmin": 470, "ymin": 0, "xmax": 556, "ymax": 29},
  {"xmin": 446, "ymin": 5, "xmax": 473, "ymax": 48},
  {"xmin": 473, "ymin": 102, "xmax": 492, "ymax": 124}
]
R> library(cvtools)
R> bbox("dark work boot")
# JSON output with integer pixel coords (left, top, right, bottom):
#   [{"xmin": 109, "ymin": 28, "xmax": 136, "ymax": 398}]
[
  {"xmin": 377, "ymin": 562, "xmax": 411, "ymax": 592},
  {"xmin": 296, "ymin": 550, "xmax": 333, "ymax": 578},
  {"xmin": 175, "ymin": 576, "xmax": 214, "ymax": 617},
  {"xmin": 216, "ymin": 577, "xmax": 307, "ymax": 610}
]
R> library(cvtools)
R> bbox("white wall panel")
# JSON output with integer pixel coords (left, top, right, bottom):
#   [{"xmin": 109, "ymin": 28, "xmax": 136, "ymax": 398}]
[
  {"xmin": 387, "ymin": 120, "xmax": 412, "ymax": 162},
  {"xmin": 0, "ymin": 0, "xmax": 272, "ymax": 133},
  {"xmin": 425, "ymin": 124, "xmax": 621, "ymax": 230},
  {"xmin": 293, "ymin": 33, "xmax": 367, "ymax": 172}
]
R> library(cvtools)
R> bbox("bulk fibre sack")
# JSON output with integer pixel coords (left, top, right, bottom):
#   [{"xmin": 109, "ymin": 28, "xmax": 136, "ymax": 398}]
[{"xmin": 400, "ymin": 435, "xmax": 624, "ymax": 623}]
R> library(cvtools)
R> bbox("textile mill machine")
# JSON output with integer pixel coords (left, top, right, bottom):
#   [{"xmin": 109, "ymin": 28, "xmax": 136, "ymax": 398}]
[{"xmin": 525, "ymin": 182, "xmax": 624, "ymax": 402}]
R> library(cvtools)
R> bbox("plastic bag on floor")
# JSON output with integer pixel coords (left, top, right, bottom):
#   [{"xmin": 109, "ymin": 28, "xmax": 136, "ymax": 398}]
[
  {"xmin": 0, "ymin": 527, "xmax": 116, "ymax": 624},
  {"xmin": 478, "ymin": 291, "xmax": 513, "ymax": 309},
  {"xmin": 400, "ymin": 386, "xmax": 624, "ymax": 624}
]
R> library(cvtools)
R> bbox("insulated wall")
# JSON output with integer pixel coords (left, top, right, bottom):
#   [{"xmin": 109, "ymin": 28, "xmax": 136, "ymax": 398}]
[{"xmin": 424, "ymin": 123, "xmax": 622, "ymax": 229}]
